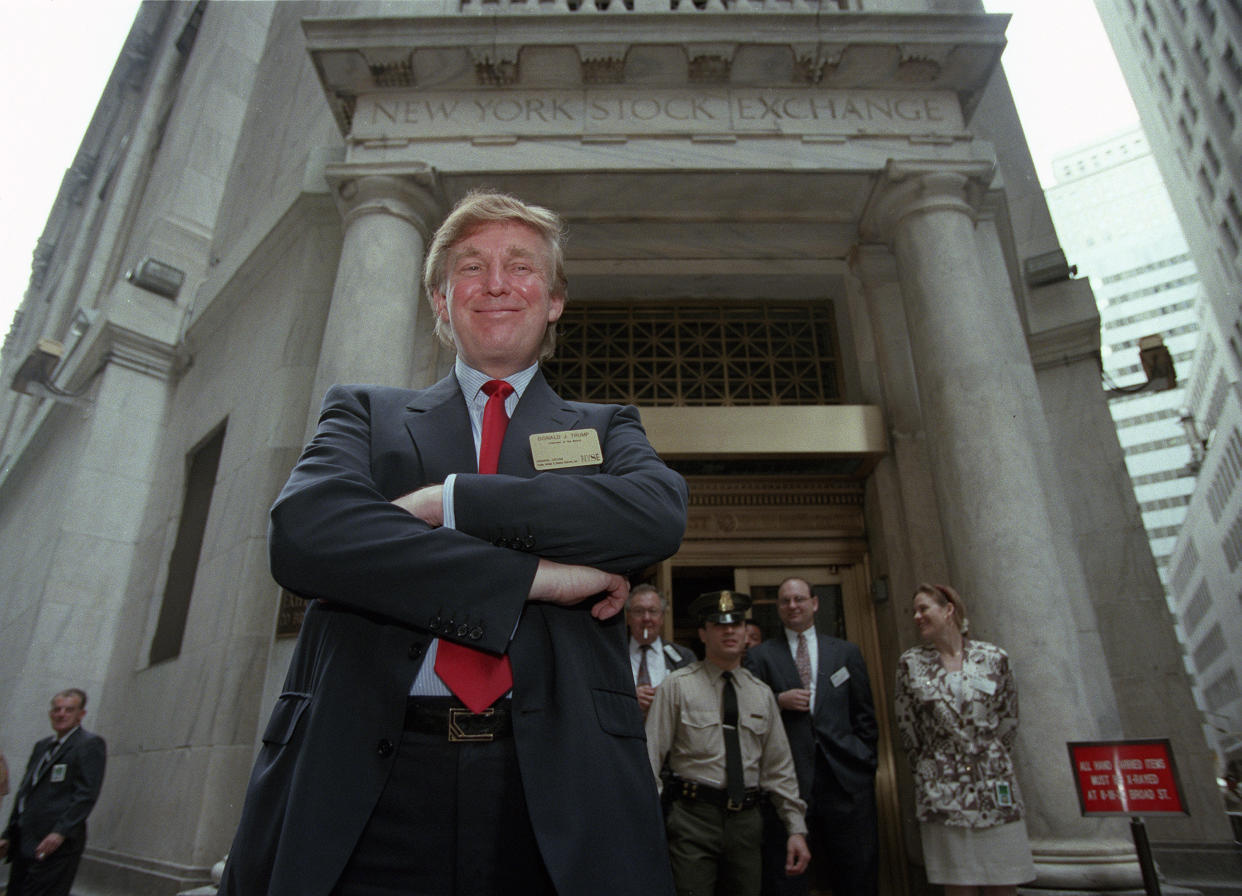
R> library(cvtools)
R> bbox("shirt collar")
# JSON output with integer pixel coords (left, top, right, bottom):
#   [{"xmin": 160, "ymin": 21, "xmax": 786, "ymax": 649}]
[{"xmin": 454, "ymin": 358, "xmax": 538, "ymax": 408}]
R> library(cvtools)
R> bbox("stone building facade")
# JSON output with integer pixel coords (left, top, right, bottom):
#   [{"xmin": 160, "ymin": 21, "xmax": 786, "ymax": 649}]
[{"xmin": 0, "ymin": 1, "xmax": 1232, "ymax": 893}]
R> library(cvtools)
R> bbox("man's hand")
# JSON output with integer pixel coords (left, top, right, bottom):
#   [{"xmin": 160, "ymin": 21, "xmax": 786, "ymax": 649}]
[
  {"xmin": 35, "ymin": 832, "xmax": 65, "ymax": 861},
  {"xmin": 636, "ymin": 684, "xmax": 657, "ymax": 714},
  {"xmin": 392, "ymin": 485, "xmax": 444, "ymax": 527},
  {"xmin": 529, "ymin": 559, "xmax": 630, "ymax": 620},
  {"xmin": 777, "ymin": 688, "xmax": 812, "ymax": 712},
  {"xmin": 785, "ymin": 833, "xmax": 811, "ymax": 876}
]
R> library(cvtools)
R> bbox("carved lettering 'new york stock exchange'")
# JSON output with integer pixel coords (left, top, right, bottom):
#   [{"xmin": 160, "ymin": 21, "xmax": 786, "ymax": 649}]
[{"xmin": 353, "ymin": 87, "xmax": 964, "ymax": 141}]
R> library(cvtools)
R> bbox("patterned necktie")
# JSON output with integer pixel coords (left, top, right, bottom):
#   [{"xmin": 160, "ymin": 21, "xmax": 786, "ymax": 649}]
[
  {"xmin": 19, "ymin": 741, "xmax": 60, "ymax": 815},
  {"xmin": 435, "ymin": 379, "xmax": 516, "ymax": 713},
  {"xmin": 34, "ymin": 742, "xmax": 59, "ymax": 781},
  {"xmin": 796, "ymin": 631, "xmax": 812, "ymax": 689},
  {"xmin": 637, "ymin": 644, "xmax": 652, "ymax": 687},
  {"xmin": 721, "ymin": 671, "xmax": 746, "ymax": 805}
]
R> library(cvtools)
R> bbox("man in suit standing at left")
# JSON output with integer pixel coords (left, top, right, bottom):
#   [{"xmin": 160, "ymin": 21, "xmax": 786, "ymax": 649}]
[
  {"xmin": 220, "ymin": 190, "xmax": 687, "ymax": 896},
  {"xmin": 746, "ymin": 577, "xmax": 879, "ymax": 896},
  {"xmin": 627, "ymin": 583, "xmax": 695, "ymax": 716},
  {"xmin": 1, "ymin": 688, "xmax": 107, "ymax": 896}
]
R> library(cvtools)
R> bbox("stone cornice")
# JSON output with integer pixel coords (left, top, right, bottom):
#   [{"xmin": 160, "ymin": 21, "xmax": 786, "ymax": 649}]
[{"xmin": 303, "ymin": 11, "xmax": 1008, "ymax": 135}]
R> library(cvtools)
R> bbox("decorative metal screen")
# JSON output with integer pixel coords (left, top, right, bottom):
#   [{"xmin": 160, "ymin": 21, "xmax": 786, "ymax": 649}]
[{"xmin": 544, "ymin": 301, "xmax": 841, "ymax": 406}]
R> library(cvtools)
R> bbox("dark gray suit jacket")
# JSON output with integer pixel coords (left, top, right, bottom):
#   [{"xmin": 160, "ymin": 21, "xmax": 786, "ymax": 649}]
[
  {"xmin": 221, "ymin": 372, "xmax": 687, "ymax": 896},
  {"xmin": 746, "ymin": 632, "xmax": 877, "ymax": 799},
  {"xmin": 4, "ymin": 727, "xmax": 106, "ymax": 859}
]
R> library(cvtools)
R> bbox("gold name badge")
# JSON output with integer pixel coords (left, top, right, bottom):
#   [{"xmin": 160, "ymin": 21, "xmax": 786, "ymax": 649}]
[{"xmin": 529, "ymin": 429, "xmax": 603, "ymax": 470}]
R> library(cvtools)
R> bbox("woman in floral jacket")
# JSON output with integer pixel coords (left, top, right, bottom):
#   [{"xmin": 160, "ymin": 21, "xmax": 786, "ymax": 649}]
[{"xmin": 895, "ymin": 583, "xmax": 1035, "ymax": 895}]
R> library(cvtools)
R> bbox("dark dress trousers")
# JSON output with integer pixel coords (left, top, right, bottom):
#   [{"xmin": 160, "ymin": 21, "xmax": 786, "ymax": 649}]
[
  {"xmin": 746, "ymin": 633, "xmax": 879, "ymax": 896},
  {"xmin": 4, "ymin": 728, "xmax": 107, "ymax": 896},
  {"xmin": 220, "ymin": 372, "xmax": 688, "ymax": 896}
]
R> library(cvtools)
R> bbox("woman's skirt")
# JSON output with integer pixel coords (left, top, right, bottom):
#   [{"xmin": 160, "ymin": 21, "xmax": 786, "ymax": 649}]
[{"xmin": 920, "ymin": 818, "xmax": 1036, "ymax": 886}]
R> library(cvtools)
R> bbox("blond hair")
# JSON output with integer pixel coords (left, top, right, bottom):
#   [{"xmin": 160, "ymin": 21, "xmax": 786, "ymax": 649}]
[{"xmin": 423, "ymin": 189, "xmax": 568, "ymax": 361}]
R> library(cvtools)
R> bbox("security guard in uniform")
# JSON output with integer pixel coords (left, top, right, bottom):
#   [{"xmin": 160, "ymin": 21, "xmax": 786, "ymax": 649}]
[{"xmin": 646, "ymin": 591, "xmax": 812, "ymax": 896}]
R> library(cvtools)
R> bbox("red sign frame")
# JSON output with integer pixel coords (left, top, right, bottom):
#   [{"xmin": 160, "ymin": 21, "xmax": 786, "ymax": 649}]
[{"xmin": 1067, "ymin": 739, "xmax": 1187, "ymax": 816}]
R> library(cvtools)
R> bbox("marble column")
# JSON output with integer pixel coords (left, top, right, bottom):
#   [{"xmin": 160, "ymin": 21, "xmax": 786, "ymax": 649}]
[
  {"xmin": 860, "ymin": 163, "xmax": 1141, "ymax": 889},
  {"xmin": 311, "ymin": 172, "xmax": 442, "ymax": 408}
]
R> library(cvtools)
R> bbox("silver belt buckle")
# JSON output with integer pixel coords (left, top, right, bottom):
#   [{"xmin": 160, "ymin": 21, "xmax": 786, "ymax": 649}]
[{"xmin": 448, "ymin": 706, "xmax": 495, "ymax": 742}]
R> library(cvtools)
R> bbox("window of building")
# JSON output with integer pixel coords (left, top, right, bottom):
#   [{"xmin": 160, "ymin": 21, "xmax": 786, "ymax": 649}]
[
  {"xmin": 1223, "ymin": 218, "xmax": 1240, "ymax": 260},
  {"xmin": 1217, "ymin": 90, "xmax": 1237, "ymax": 132},
  {"xmin": 1205, "ymin": 137, "xmax": 1222, "ymax": 176},
  {"xmin": 1205, "ymin": 669, "xmax": 1240, "ymax": 712},
  {"xmin": 1207, "ymin": 428, "xmax": 1242, "ymax": 522},
  {"xmin": 1194, "ymin": 36, "xmax": 1211, "ymax": 72},
  {"xmin": 1225, "ymin": 43, "xmax": 1242, "ymax": 86},
  {"xmin": 1222, "ymin": 508, "xmax": 1242, "ymax": 572},
  {"xmin": 1200, "ymin": 165, "xmax": 1217, "ymax": 199},
  {"xmin": 1172, "ymin": 540, "xmax": 1200, "ymax": 596},
  {"xmin": 1161, "ymin": 40, "xmax": 1177, "ymax": 72},
  {"xmin": 1183, "ymin": 581, "xmax": 1211, "ymax": 633},
  {"xmin": 1197, "ymin": 0, "xmax": 1217, "ymax": 32},
  {"xmin": 1139, "ymin": 494, "xmax": 1192, "ymax": 513},
  {"xmin": 1194, "ymin": 622, "xmax": 1227, "ymax": 671},
  {"xmin": 149, "ymin": 421, "xmax": 227, "ymax": 664},
  {"xmin": 1158, "ymin": 69, "xmax": 1173, "ymax": 99},
  {"xmin": 1207, "ymin": 372, "xmax": 1231, "ymax": 431},
  {"xmin": 545, "ymin": 300, "xmax": 842, "ymax": 406}
]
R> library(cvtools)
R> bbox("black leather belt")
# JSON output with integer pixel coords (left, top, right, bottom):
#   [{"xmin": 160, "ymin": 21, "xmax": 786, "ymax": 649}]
[
  {"xmin": 671, "ymin": 777, "xmax": 763, "ymax": 812},
  {"xmin": 404, "ymin": 697, "xmax": 513, "ymax": 742}
]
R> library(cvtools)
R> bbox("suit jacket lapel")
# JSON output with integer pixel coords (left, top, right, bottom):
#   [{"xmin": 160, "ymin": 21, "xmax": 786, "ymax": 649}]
[
  {"xmin": 499, "ymin": 371, "xmax": 582, "ymax": 475},
  {"xmin": 403, "ymin": 375, "xmax": 474, "ymax": 482}
]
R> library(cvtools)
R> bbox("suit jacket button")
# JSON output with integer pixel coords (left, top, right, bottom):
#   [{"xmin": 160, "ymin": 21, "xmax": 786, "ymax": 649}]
[
  {"xmin": 377, "ymin": 739, "xmax": 394, "ymax": 758},
  {"xmin": 456, "ymin": 624, "xmax": 469, "ymax": 638},
  {"xmin": 523, "ymin": 535, "xmax": 536, "ymax": 549},
  {"xmin": 469, "ymin": 626, "xmax": 483, "ymax": 640},
  {"xmin": 429, "ymin": 615, "xmax": 442, "ymax": 630}
]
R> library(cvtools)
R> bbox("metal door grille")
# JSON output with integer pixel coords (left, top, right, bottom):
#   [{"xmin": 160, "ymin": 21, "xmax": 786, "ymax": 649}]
[{"xmin": 545, "ymin": 301, "xmax": 840, "ymax": 406}]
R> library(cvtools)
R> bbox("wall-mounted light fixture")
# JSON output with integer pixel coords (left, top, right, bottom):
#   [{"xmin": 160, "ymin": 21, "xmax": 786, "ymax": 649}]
[
  {"xmin": 10, "ymin": 338, "xmax": 64, "ymax": 396},
  {"xmin": 1023, "ymin": 248, "xmax": 1078, "ymax": 288},
  {"xmin": 9, "ymin": 336, "xmax": 93, "ymax": 407},
  {"xmin": 126, "ymin": 257, "xmax": 185, "ymax": 299}
]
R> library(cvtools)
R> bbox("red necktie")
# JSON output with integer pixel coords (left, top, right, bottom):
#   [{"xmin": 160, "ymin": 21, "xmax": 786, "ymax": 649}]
[{"xmin": 435, "ymin": 379, "xmax": 516, "ymax": 713}]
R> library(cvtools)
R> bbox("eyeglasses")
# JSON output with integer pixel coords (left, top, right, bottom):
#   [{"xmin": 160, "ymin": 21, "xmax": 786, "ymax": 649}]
[{"xmin": 776, "ymin": 595, "xmax": 813, "ymax": 607}]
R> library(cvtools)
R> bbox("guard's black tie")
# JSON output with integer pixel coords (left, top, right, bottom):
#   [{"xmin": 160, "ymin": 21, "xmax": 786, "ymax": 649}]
[{"xmin": 721, "ymin": 671, "xmax": 745, "ymax": 806}]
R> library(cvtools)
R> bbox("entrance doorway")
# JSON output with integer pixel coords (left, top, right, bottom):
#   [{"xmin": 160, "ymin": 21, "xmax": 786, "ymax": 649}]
[{"xmin": 656, "ymin": 550, "xmax": 907, "ymax": 896}]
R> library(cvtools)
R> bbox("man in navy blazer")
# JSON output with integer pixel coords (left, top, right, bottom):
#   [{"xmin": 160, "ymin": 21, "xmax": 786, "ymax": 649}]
[
  {"xmin": 1, "ymin": 688, "xmax": 107, "ymax": 896},
  {"xmin": 745, "ymin": 577, "xmax": 879, "ymax": 896},
  {"xmin": 220, "ymin": 190, "xmax": 687, "ymax": 896}
]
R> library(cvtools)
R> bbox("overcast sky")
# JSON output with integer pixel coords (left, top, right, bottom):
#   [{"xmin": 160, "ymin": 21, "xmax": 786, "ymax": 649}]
[{"xmin": 0, "ymin": 0, "xmax": 1140, "ymax": 340}]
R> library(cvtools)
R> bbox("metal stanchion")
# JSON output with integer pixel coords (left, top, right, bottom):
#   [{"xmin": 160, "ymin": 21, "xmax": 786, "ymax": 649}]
[{"xmin": 1130, "ymin": 816, "xmax": 1162, "ymax": 896}]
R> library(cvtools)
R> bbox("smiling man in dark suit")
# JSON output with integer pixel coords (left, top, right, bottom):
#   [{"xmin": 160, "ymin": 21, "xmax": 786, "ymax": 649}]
[
  {"xmin": 745, "ymin": 577, "xmax": 879, "ymax": 896},
  {"xmin": 1, "ymin": 688, "xmax": 107, "ymax": 896},
  {"xmin": 219, "ymin": 190, "xmax": 688, "ymax": 896}
]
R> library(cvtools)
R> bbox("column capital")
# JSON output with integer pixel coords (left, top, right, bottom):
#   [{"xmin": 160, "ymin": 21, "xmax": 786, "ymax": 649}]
[
  {"xmin": 859, "ymin": 159, "xmax": 995, "ymax": 245},
  {"xmin": 323, "ymin": 166, "xmax": 444, "ymax": 238}
]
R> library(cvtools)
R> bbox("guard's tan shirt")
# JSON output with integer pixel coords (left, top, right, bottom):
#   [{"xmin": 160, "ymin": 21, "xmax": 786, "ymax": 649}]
[{"xmin": 646, "ymin": 660, "xmax": 808, "ymax": 836}]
